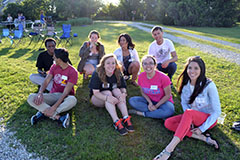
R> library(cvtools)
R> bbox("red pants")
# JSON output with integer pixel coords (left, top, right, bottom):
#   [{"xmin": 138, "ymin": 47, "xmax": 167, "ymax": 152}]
[{"xmin": 164, "ymin": 109, "xmax": 217, "ymax": 140}]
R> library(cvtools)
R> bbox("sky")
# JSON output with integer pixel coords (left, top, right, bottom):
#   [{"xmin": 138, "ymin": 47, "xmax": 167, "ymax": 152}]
[{"xmin": 102, "ymin": 0, "xmax": 120, "ymax": 5}]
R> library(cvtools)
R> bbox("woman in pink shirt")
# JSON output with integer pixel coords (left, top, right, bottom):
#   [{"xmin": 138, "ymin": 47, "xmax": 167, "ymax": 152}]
[{"xmin": 129, "ymin": 55, "xmax": 175, "ymax": 119}]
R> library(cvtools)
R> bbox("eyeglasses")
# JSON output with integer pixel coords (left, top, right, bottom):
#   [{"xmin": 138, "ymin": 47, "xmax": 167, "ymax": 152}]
[
  {"xmin": 143, "ymin": 62, "xmax": 155, "ymax": 66},
  {"xmin": 47, "ymin": 45, "xmax": 55, "ymax": 48}
]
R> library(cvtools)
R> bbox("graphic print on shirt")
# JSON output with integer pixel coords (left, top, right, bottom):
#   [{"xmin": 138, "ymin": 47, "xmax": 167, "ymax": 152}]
[
  {"xmin": 102, "ymin": 83, "xmax": 110, "ymax": 89},
  {"xmin": 157, "ymin": 47, "xmax": 170, "ymax": 58},
  {"xmin": 142, "ymin": 87, "xmax": 161, "ymax": 95},
  {"xmin": 54, "ymin": 74, "xmax": 68, "ymax": 86}
]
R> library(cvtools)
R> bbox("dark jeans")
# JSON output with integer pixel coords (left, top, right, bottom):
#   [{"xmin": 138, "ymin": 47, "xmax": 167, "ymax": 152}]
[{"xmin": 157, "ymin": 62, "xmax": 177, "ymax": 81}]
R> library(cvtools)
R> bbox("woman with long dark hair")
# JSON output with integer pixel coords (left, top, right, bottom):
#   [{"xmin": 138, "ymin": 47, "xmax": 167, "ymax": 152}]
[
  {"xmin": 114, "ymin": 33, "xmax": 140, "ymax": 86},
  {"xmin": 153, "ymin": 56, "xmax": 221, "ymax": 160}
]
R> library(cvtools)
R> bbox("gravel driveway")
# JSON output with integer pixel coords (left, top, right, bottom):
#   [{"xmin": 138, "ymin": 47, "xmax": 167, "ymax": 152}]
[
  {"xmin": 0, "ymin": 118, "xmax": 47, "ymax": 160},
  {"xmin": 98, "ymin": 21, "xmax": 240, "ymax": 65}
]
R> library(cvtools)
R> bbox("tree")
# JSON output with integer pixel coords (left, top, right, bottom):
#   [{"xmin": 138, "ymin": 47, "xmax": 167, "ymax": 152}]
[
  {"xmin": 156, "ymin": 0, "xmax": 239, "ymax": 27},
  {"xmin": 53, "ymin": 0, "xmax": 102, "ymax": 20}
]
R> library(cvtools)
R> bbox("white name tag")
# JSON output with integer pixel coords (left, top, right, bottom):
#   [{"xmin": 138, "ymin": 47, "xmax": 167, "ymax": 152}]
[
  {"xmin": 62, "ymin": 75, "xmax": 68, "ymax": 80},
  {"xmin": 150, "ymin": 85, "xmax": 158, "ymax": 90}
]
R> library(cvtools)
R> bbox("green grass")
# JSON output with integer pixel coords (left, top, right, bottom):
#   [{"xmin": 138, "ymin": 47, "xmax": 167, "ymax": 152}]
[
  {"xmin": 0, "ymin": 22, "xmax": 240, "ymax": 160},
  {"xmin": 139, "ymin": 23, "xmax": 240, "ymax": 54},
  {"xmin": 143, "ymin": 21, "xmax": 240, "ymax": 44}
]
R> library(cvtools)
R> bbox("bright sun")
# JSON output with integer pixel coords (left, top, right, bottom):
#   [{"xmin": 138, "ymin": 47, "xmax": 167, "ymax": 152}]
[{"xmin": 102, "ymin": 0, "xmax": 120, "ymax": 5}]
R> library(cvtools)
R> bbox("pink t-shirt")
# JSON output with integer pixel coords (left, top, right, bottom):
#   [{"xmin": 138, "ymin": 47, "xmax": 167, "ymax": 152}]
[
  {"xmin": 138, "ymin": 70, "xmax": 173, "ymax": 103},
  {"xmin": 49, "ymin": 64, "xmax": 78, "ymax": 95}
]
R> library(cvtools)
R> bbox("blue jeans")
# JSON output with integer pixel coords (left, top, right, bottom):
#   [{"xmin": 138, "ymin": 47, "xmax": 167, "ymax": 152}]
[
  {"xmin": 157, "ymin": 62, "xmax": 177, "ymax": 80},
  {"xmin": 128, "ymin": 96, "xmax": 175, "ymax": 119}
]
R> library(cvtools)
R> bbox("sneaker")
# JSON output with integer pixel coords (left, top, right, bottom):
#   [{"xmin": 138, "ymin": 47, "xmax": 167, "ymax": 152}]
[
  {"xmin": 123, "ymin": 116, "xmax": 134, "ymax": 132},
  {"xmin": 59, "ymin": 113, "xmax": 70, "ymax": 128},
  {"xmin": 31, "ymin": 111, "xmax": 46, "ymax": 125},
  {"xmin": 113, "ymin": 119, "xmax": 128, "ymax": 136}
]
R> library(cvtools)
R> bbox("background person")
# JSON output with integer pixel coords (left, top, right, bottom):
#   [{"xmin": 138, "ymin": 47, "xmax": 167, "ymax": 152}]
[
  {"xmin": 29, "ymin": 38, "xmax": 56, "ymax": 91},
  {"xmin": 129, "ymin": 55, "xmax": 175, "ymax": 119},
  {"xmin": 40, "ymin": 10, "xmax": 46, "ymax": 28},
  {"xmin": 27, "ymin": 48, "xmax": 78, "ymax": 128},
  {"xmin": 6, "ymin": 14, "xmax": 13, "ymax": 29},
  {"xmin": 88, "ymin": 54, "xmax": 134, "ymax": 136},
  {"xmin": 153, "ymin": 56, "xmax": 221, "ymax": 160},
  {"xmin": 148, "ymin": 26, "xmax": 178, "ymax": 84},
  {"xmin": 77, "ymin": 30, "xmax": 105, "ymax": 79},
  {"xmin": 113, "ymin": 33, "xmax": 140, "ymax": 86}
]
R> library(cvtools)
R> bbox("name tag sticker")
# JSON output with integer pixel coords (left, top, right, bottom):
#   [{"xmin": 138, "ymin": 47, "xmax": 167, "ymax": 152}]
[
  {"xmin": 61, "ymin": 75, "xmax": 68, "ymax": 85},
  {"xmin": 150, "ymin": 85, "xmax": 158, "ymax": 90},
  {"xmin": 62, "ymin": 75, "xmax": 68, "ymax": 80}
]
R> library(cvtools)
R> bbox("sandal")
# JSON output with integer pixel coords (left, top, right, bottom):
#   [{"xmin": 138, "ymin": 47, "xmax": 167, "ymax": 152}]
[
  {"xmin": 153, "ymin": 149, "xmax": 171, "ymax": 160},
  {"xmin": 128, "ymin": 109, "xmax": 144, "ymax": 116},
  {"xmin": 205, "ymin": 133, "xmax": 220, "ymax": 150},
  {"xmin": 231, "ymin": 121, "xmax": 240, "ymax": 131},
  {"xmin": 128, "ymin": 109, "xmax": 138, "ymax": 115}
]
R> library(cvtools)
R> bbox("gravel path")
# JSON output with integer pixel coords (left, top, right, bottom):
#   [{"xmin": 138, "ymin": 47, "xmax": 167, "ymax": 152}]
[
  {"xmin": 98, "ymin": 21, "xmax": 240, "ymax": 65},
  {"xmin": 0, "ymin": 117, "xmax": 47, "ymax": 160}
]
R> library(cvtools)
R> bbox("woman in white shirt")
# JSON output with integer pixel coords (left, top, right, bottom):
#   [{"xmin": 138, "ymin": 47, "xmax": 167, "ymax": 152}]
[
  {"xmin": 153, "ymin": 56, "xmax": 221, "ymax": 160},
  {"xmin": 113, "ymin": 33, "xmax": 140, "ymax": 86}
]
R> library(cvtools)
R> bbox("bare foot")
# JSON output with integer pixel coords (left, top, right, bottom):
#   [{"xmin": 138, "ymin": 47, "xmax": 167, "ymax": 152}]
[{"xmin": 205, "ymin": 134, "xmax": 219, "ymax": 150}]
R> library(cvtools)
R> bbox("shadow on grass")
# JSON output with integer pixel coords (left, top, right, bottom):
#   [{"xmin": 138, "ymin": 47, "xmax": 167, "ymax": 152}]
[
  {"xmin": 7, "ymin": 100, "xmax": 240, "ymax": 159},
  {"xmin": 8, "ymin": 48, "xmax": 31, "ymax": 59},
  {"xmin": 26, "ymin": 50, "xmax": 42, "ymax": 61},
  {"xmin": 0, "ymin": 48, "xmax": 11, "ymax": 56},
  {"xmin": 6, "ymin": 79, "xmax": 240, "ymax": 159}
]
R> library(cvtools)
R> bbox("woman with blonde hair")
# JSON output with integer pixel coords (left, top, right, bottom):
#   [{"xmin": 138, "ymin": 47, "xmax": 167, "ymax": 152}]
[
  {"xmin": 88, "ymin": 54, "xmax": 134, "ymax": 136},
  {"xmin": 77, "ymin": 30, "xmax": 105, "ymax": 79}
]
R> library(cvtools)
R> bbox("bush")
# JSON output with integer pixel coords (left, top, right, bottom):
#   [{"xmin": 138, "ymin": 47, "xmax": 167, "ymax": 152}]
[
  {"xmin": 156, "ymin": 0, "xmax": 238, "ymax": 27},
  {"xmin": 56, "ymin": 17, "xmax": 93, "ymax": 27}
]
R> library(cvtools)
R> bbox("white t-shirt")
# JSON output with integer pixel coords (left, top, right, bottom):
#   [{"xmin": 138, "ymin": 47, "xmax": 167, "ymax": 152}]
[{"xmin": 148, "ymin": 38, "xmax": 175, "ymax": 63}]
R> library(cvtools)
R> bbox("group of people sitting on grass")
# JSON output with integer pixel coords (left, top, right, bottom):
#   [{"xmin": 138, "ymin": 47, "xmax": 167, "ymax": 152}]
[{"xmin": 27, "ymin": 26, "xmax": 221, "ymax": 160}]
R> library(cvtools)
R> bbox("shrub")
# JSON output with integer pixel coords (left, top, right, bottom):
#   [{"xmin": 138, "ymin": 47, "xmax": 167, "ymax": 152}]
[{"xmin": 56, "ymin": 17, "xmax": 93, "ymax": 27}]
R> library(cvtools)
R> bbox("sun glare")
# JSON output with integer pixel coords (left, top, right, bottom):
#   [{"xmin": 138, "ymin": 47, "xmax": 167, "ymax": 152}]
[{"xmin": 102, "ymin": 0, "xmax": 120, "ymax": 5}]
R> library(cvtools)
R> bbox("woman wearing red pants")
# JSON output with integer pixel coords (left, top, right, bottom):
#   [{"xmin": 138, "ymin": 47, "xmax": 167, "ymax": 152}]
[{"xmin": 153, "ymin": 56, "xmax": 221, "ymax": 160}]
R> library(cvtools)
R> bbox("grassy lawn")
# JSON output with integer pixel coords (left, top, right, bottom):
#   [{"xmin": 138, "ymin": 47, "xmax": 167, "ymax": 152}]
[{"xmin": 0, "ymin": 22, "xmax": 240, "ymax": 160}]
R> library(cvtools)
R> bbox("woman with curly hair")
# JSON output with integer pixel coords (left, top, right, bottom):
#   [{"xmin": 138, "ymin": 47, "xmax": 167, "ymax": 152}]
[{"xmin": 88, "ymin": 54, "xmax": 134, "ymax": 136}]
